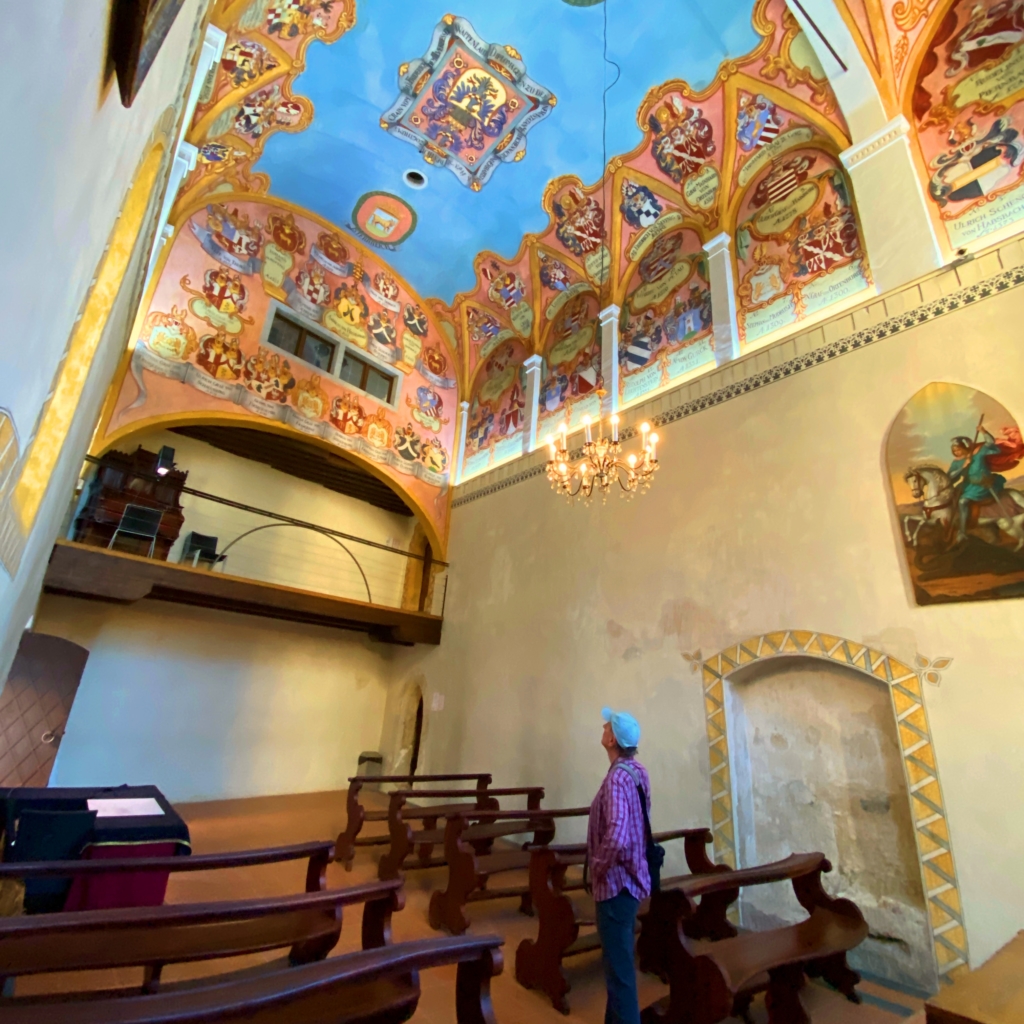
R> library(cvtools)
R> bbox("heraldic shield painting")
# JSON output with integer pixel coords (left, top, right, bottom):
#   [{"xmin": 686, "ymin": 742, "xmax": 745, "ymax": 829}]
[{"xmin": 888, "ymin": 383, "xmax": 1024, "ymax": 605}]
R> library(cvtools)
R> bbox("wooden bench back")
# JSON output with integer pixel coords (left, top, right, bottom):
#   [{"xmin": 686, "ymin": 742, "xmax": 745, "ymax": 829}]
[
  {"xmin": 376, "ymin": 788, "xmax": 546, "ymax": 881},
  {"xmin": 0, "ymin": 933, "xmax": 504, "ymax": 1024},
  {"xmin": 645, "ymin": 853, "xmax": 870, "ymax": 1024},
  {"xmin": 0, "ymin": 878, "xmax": 403, "ymax": 993},
  {"xmin": 0, "ymin": 840, "xmax": 335, "ymax": 894},
  {"xmin": 337, "ymin": 774, "xmax": 492, "ymax": 870},
  {"xmin": 516, "ymin": 824, "xmax": 726, "ymax": 1013}
]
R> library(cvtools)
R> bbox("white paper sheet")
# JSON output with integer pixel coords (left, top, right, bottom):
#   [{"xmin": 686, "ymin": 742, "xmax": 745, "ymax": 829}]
[{"xmin": 86, "ymin": 797, "xmax": 164, "ymax": 818}]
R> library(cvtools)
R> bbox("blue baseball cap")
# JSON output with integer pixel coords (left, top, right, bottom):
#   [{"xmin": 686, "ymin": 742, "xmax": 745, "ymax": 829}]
[{"xmin": 602, "ymin": 707, "xmax": 641, "ymax": 748}]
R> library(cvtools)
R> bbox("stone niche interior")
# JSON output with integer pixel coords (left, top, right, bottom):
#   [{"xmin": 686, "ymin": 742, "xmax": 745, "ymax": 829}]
[{"xmin": 725, "ymin": 656, "xmax": 935, "ymax": 994}]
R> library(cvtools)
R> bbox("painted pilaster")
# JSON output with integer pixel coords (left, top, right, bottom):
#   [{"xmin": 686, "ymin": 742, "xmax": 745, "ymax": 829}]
[
  {"xmin": 703, "ymin": 233, "xmax": 740, "ymax": 366},
  {"xmin": 521, "ymin": 354, "xmax": 543, "ymax": 454},
  {"xmin": 841, "ymin": 117, "xmax": 944, "ymax": 291},
  {"xmin": 783, "ymin": 0, "xmax": 888, "ymax": 141},
  {"xmin": 454, "ymin": 400, "xmax": 469, "ymax": 486},
  {"xmin": 144, "ymin": 24, "xmax": 227, "ymax": 288},
  {"xmin": 785, "ymin": 0, "xmax": 945, "ymax": 287},
  {"xmin": 599, "ymin": 304, "xmax": 620, "ymax": 417},
  {"xmin": 145, "ymin": 142, "xmax": 197, "ymax": 285}
]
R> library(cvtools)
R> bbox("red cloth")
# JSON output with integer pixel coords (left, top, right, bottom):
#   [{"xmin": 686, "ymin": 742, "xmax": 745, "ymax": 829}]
[
  {"xmin": 989, "ymin": 427, "xmax": 1024, "ymax": 473},
  {"xmin": 62, "ymin": 842, "xmax": 178, "ymax": 911}
]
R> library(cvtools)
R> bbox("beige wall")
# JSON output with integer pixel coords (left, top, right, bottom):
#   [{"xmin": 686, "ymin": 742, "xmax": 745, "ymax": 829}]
[
  {"xmin": 115, "ymin": 428, "xmax": 419, "ymax": 607},
  {"xmin": 38, "ymin": 596, "xmax": 394, "ymax": 803},
  {"xmin": 383, "ymin": 277, "xmax": 1024, "ymax": 971}
]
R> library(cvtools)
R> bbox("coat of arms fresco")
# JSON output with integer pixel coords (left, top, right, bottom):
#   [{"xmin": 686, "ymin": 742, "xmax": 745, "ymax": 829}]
[
  {"xmin": 381, "ymin": 15, "xmax": 555, "ymax": 191},
  {"xmin": 888, "ymin": 382, "xmax": 1024, "ymax": 605}
]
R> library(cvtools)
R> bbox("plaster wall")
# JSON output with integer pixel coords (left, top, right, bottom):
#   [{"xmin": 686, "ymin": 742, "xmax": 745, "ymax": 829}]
[
  {"xmin": 115, "ymin": 428, "xmax": 419, "ymax": 607},
  {"xmin": 37, "ymin": 596, "xmax": 393, "ymax": 804},
  {"xmin": 0, "ymin": 0, "xmax": 209, "ymax": 681},
  {"xmin": 0, "ymin": 0, "xmax": 207, "ymax": 447},
  {"xmin": 382, "ymin": 281, "xmax": 1024, "ymax": 970}
]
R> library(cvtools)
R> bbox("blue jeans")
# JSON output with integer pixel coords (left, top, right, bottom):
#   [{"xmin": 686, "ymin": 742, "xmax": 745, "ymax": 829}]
[{"xmin": 596, "ymin": 888, "xmax": 641, "ymax": 1024}]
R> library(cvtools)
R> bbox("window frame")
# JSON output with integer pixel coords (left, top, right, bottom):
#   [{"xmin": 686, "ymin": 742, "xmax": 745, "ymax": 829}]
[
  {"xmin": 259, "ymin": 301, "xmax": 402, "ymax": 409},
  {"xmin": 337, "ymin": 349, "xmax": 396, "ymax": 404}
]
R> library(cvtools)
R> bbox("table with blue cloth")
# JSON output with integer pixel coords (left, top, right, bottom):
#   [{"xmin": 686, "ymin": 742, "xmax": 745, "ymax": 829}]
[{"xmin": 0, "ymin": 784, "xmax": 190, "ymax": 912}]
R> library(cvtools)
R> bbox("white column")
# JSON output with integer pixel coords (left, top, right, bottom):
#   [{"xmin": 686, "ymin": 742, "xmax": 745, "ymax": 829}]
[
  {"xmin": 144, "ymin": 142, "xmax": 197, "ymax": 286},
  {"xmin": 521, "ymin": 355, "xmax": 543, "ymax": 454},
  {"xmin": 785, "ymin": 0, "xmax": 945, "ymax": 286},
  {"xmin": 703, "ymin": 233, "xmax": 740, "ymax": 366},
  {"xmin": 841, "ymin": 117, "xmax": 944, "ymax": 291},
  {"xmin": 598, "ymin": 304, "xmax": 620, "ymax": 417},
  {"xmin": 143, "ymin": 24, "xmax": 227, "ymax": 289},
  {"xmin": 454, "ymin": 400, "xmax": 469, "ymax": 485},
  {"xmin": 783, "ymin": 0, "xmax": 887, "ymax": 142}
]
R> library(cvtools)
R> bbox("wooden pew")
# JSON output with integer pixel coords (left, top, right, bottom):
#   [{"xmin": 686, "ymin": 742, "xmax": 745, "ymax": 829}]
[
  {"xmin": 636, "ymin": 834, "xmax": 737, "ymax": 982},
  {"xmin": 0, "ymin": 839, "xmax": 336, "ymax": 912},
  {"xmin": 377, "ymin": 787, "xmax": 544, "ymax": 881},
  {"xmin": 514, "ymin": 827, "xmax": 720, "ymax": 1014},
  {"xmin": 336, "ymin": 773, "xmax": 492, "ymax": 870},
  {"xmin": 642, "ymin": 852, "xmax": 869, "ymax": 1024},
  {"xmin": 429, "ymin": 807, "xmax": 593, "ymax": 935},
  {"xmin": 0, "ymin": 930, "xmax": 504, "ymax": 1023},
  {"xmin": 0, "ymin": 876, "xmax": 404, "ymax": 995}
]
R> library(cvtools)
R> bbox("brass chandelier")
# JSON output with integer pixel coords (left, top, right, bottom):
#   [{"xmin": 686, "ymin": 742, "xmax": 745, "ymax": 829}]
[{"xmin": 545, "ymin": 399, "xmax": 659, "ymax": 501}]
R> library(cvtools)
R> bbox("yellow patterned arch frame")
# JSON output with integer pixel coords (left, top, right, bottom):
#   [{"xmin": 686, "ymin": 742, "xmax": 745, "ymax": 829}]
[{"xmin": 701, "ymin": 629, "xmax": 969, "ymax": 980}]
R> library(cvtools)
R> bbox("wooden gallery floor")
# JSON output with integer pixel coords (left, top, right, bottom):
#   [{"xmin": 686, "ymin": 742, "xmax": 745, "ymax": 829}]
[{"xmin": 20, "ymin": 789, "xmax": 928, "ymax": 1022}]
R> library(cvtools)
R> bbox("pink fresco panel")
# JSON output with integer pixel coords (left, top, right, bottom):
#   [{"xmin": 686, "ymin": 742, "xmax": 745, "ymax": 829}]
[
  {"xmin": 461, "ymin": 337, "xmax": 530, "ymax": 481},
  {"xmin": 104, "ymin": 199, "xmax": 457, "ymax": 550},
  {"xmin": 734, "ymin": 146, "xmax": 871, "ymax": 346},
  {"xmin": 910, "ymin": 0, "xmax": 1024, "ymax": 249},
  {"xmin": 618, "ymin": 226, "xmax": 715, "ymax": 407},
  {"xmin": 536, "ymin": 290, "xmax": 602, "ymax": 438}
]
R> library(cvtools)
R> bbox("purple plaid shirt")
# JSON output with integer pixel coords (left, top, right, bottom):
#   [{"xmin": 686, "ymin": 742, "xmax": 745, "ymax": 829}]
[{"xmin": 587, "ymin": 756, "xmax": 651, "ymax": 902}]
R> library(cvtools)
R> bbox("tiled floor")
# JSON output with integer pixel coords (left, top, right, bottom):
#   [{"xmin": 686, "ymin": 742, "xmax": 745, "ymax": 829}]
[{"xmin": 19, "ymin": 788, "xmax": 927, "ymax": 1022}]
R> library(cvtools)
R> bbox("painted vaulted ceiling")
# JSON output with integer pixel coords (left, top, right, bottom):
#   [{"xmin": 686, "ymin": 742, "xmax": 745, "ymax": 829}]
[
  {"xmin": 179, "ymin": 0, "xmax": 839, "ymax": 305},
  {"xmin": 135, "ymin": 0, "xmax": 1024, "ymax": 520},
  {"xmin": 252, "ymin": 0, "xmax": 761, "ymax": 301}
]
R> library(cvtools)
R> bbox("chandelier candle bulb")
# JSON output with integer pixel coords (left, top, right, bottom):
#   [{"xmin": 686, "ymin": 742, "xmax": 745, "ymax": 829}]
[{"xmin": 544, "ymin": 408, "xmax": 662, "ymax": 503}]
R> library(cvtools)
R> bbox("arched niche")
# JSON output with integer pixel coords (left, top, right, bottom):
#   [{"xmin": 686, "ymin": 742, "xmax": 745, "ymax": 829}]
[
  {"xmin": 702, "ymin": 631, "xmax": 967, "ymax": 983},
  {"xmin": 461, "ymin": 337, "xmax": 530, "ymax": 482},
  {"xmin": 886, "ymin": 382, "xmax": 1024, "ymax": 606},
  {"xmin": 731, "ymin": 144, "xmax": 872, "ymax": 349},
  {"xmin": 905, "ymin": 0, "xmax": 1024, "ymax": 252},
  {"xmin": 727, "ymin": 654, "xmax": 934, "ymax": 992},
  {"xmin": 95, "ymin": 195, "xmax": 457, "ymax": 557}
]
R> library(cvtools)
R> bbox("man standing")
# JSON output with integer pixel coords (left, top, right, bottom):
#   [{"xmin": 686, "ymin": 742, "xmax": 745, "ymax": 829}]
[{"xmin": 587, "ymin": 707, "xmax": 651, "ymax": 1024}]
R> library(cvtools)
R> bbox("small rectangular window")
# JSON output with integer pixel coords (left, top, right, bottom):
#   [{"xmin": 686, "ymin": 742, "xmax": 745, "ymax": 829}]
[
  {"xmin": 266, "ymin": 308, "xmax": 395, "ymax": 403},
  {"xmin": 339, "ymin": 351, "xmax": 365, "ymax": 389},
  {"xmin": 338, "ymin": 350, "xmax": 395, "ymax": 403},
  {"xmin": 364, "ymin": 366, "xmax": 393, "ymax": 402},
  {"xmin": 267, "ymin": 311, "xmax": 337, "ymax": 373}
]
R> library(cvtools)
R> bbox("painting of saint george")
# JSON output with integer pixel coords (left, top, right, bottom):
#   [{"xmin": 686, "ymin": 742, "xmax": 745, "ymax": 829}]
[{"xmin": 888, "ymin": 382, "xmax": 1024, "ymax": 605}]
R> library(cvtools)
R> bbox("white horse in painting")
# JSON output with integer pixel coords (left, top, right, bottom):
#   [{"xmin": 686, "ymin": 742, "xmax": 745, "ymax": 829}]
[{"xmin": 903, "ymin": 466, "xmax": 1024, "ymax": 551}]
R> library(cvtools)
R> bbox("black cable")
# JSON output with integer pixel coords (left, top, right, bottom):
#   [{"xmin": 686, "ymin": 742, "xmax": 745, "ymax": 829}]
[{"xmin": 602, "ymin": 0, "xmax": 621, "ymax": 306}]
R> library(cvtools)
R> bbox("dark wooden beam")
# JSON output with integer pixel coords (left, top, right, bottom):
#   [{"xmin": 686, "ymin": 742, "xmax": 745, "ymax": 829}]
[{"xmin": 170, "ymin": 426, "xmax": 414, "ymax": 516}]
